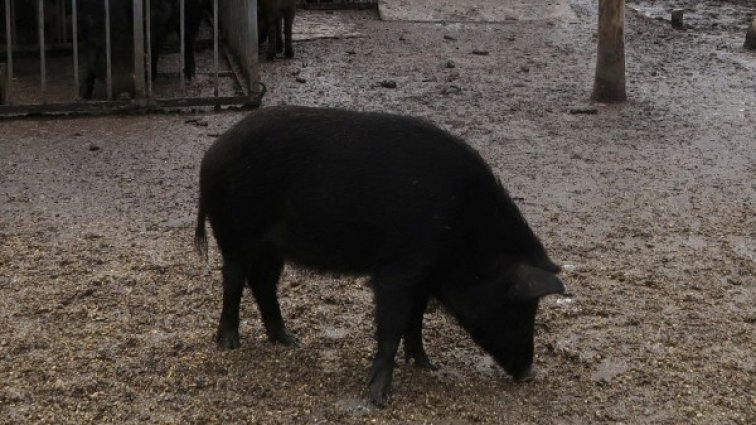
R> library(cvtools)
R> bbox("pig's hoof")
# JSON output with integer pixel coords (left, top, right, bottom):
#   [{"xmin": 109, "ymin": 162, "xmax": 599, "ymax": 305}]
[
  {"xmin": 285, "ymin": 49, "xmax": 294, "ymax": 59},
  {"xmin": 405, "ymin": 352, "xmax": 438, "ymax": 370},
  {"xmin": 367, "ymin": 383, "xmax": 390, "ymax": 408},
  {"xmin": 266, "ymin": 52, "xmax": 276, "ymax": 61},
  {"xmin": 412, "ymin": 357, "xmax": 438, "ymax": 371},
  {"xmin": 269, "ymin": 330, "xmax": 299, "ymax": 347},
  {"xmin": 367, "ymin": 368, "xmax": 392, "ymax": 408},
  {"xmin": 513, "ymin": 365, "xmax": 536, "ymax": 382},
  {"xmin": 216, "ymin": 331, "xmax": 240, "ymax": 350}
]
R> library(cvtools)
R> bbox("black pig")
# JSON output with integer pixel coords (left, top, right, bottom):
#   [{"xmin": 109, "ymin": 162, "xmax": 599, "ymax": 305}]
[
  {"xmin": 78, "ymin": 0, "xmax": 136, "ymax": 99},
  {"xmin": 149, "ymin": 0, "xmax": 204, "ymax": 81},
  {"xmin": 194, "ymin": 106, "xmax": 566, "ymax": 406},
  {"xmin": 257, "ymin": 0, "xmax": 296, "ymax": 60},
  {"xmin": 77, "ymin": 0, "xmax": 203, "ymax": 99}
]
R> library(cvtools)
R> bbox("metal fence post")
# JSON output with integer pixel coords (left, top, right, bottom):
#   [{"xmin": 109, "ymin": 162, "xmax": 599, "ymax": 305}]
[
  {"xmin": 179, "ymin": 0, "xmax": 185, "ymax": 96},
  {"xmin": 104, "ymin": 0, "xmax": 112, "ymax": 100},
  {"xmin": 248, "ymin": 0, "xmax": 259, "ymax": 94},
  {"xmin": 10, "ymin": 0, "xmax": 15, "ymax": 51},
  {"xmin": 38, "ymin": 0, "xmax": 47, "ymax": 103},
  {"xmin": 145, "ymin": 0, "xmax": 151, "ymax": 98},
  {"xmin": 133, "ymin": 0, "xmax": 145, "ymax": 98},
  {"xmin": 213, "ymin": 0, "xmax": 218, "ymax": 98},
  {"xmin": 72, "ymin": 0, "xmax": 79, "ymax": 99},
  {"xmin": 4, "ymin": 0, "xmax": 13, "ymax": 104}
]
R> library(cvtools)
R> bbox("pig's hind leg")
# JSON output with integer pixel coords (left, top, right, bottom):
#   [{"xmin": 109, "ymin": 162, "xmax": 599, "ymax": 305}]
[
  {"xmin": 247, "ymin": 248, "xmax": 298, "ymax": 346},
  {"xmin": 402, "ymin": 295, "xmax": 437, "ymax": 370},
  {"xmin": 215, "ymin": 245, "xmax": 296, "ymax": 349},
  {"xmin": 265, "ymin": 14, "xmax": 279, "ymax": 60},
  {"xmin": 182, "ymin": 2, "xmax": 203, "ymax": 79},
  {"xmin": 283, "ymin": 9, "xmax": 295, "ymax": 58},
  {"xmin": 275, "ymin": 17, "xmax": 284, "ymax": 54},
  {"xmin": 216, "ymin": 258, "xmax": 247, "ymax": 350}
]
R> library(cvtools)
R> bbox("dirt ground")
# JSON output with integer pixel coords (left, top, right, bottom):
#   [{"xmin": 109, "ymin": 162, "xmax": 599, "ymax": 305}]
[{"xmin": 1, "ymin": 1, "xmax": 754, "ymax": 424}]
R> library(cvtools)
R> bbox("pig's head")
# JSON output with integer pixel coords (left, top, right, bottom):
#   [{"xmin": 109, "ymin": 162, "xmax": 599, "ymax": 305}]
[{"xmin": 439, "ymin": 262, "xmax": 565, "ymax": 381}]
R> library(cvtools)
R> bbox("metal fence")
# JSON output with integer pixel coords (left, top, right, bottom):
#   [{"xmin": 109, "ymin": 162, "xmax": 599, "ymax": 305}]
[
  {"xmin": 0, "ymin": 0, "xmax": 262, "ymax": 116},
  {"xmin": 298, "ymin": 0, "xmax": 377, "ymax": 10},
  {"xmin": 218, "ymin": 0, "xmax": 258, "ymax": 96}
]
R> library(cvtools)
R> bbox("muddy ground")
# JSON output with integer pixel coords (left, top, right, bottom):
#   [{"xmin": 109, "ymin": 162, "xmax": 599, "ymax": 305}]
[{"xmin": 1, "ymin": 1, "xmax": 754, "ymax": 424}]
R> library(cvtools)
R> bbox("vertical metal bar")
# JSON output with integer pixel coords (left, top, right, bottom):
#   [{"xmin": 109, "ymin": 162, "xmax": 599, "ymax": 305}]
[
  {"xmin": 179, "ymin": 0, "xmax": 185, "ymax": 96},
  {"xmin": 72, "ymin": 0, "xmax": 79, "ymax": 99},
  {"xmin": 4, "ymin": 0, "xmax": 12, "ymax": 103},
  {"xmin": 145, "ymin": 0, "xmax": 151, "ymax": 97},
  {"xmin": 38, "ymin": 0, "xmax": 47, "ymax": 103},
  {"xmin": 132, "ymin": 0, "xmax": 145, "ymax": 98},
  {"xmin": 213, "ymin": 0, "xmax": 218, "ymax": 97},
  {"xmin": 248, "ymin": 0, "xmax": 259, "ymax": 94},
  {"xmin": 104, "ymin": 0, "xmax": 112, "ymax": 100},
  {"xmin": 10, "ymin": 0, "xmax": 15, "ymax": 51}
]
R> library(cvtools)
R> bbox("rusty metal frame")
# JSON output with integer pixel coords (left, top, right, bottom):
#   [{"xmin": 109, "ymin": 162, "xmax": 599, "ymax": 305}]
[{"xmin": 0, "ymin": 0, "xmax": 263, "ymax": 117}]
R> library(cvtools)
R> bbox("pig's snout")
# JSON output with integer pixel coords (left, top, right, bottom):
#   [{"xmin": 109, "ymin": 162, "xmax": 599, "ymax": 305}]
[{"xmin": 513, "ymin": 365, "xmax": 536, "ymax": 382}]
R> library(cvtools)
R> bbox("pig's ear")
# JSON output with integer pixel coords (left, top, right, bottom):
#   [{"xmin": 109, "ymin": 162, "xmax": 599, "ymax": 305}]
[{"xmin": 508, "ymin": 264, "xmax": 566, "ymax": 301}]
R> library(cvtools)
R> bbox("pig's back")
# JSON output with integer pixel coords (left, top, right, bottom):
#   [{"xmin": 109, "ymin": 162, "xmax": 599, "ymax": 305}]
[{"xmin": 200, "ymin": 106, "xmax": 501, "ymax": 272}]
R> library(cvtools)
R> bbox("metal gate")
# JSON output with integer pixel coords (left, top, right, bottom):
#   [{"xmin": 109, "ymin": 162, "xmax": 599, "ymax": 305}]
[
  {"xmin": 1, "ymin": 0, "xmax": 262, "ymax": 116},
  {"xmin": 298, "ymin": 0, "xmax": 377, "ymax": 10}
]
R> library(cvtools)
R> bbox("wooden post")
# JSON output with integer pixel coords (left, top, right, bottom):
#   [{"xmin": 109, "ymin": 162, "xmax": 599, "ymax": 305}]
[
  {"xmin": 592, "ymin": 0, "xmax": 626, "ymax": 102},
  {"xmin": 745, "ymin": 18, "xmax": 756, "ymax": 50}
]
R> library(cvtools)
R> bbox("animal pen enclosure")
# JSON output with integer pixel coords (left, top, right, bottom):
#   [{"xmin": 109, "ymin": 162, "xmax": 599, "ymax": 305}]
[{"xmin": 0, "ymin": 0, "xmax": 263, "ymax": 116}]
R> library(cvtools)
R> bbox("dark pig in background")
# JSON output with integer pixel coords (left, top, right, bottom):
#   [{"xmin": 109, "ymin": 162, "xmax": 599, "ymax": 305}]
[
  {"xmin": 78, "ymin": 0, "xmax": 136, "ymax": 99},
  {"xmin": 257, "ymin": 0, "xmax": 296, "ymax": 60},
  {"xmin": 77, "ymin": 0, "xmax": 203, "ymax": 99},
  {"xmin": 149, "ymin": 0, "xmax": 204, "ymax": 81},
  {"xmin": 194, "ymin": 106, "xmax": 566, "ymax": 406},
  {"xmin": 6, "ymin": 0, "xmax": 62, "ymax": 45}
]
